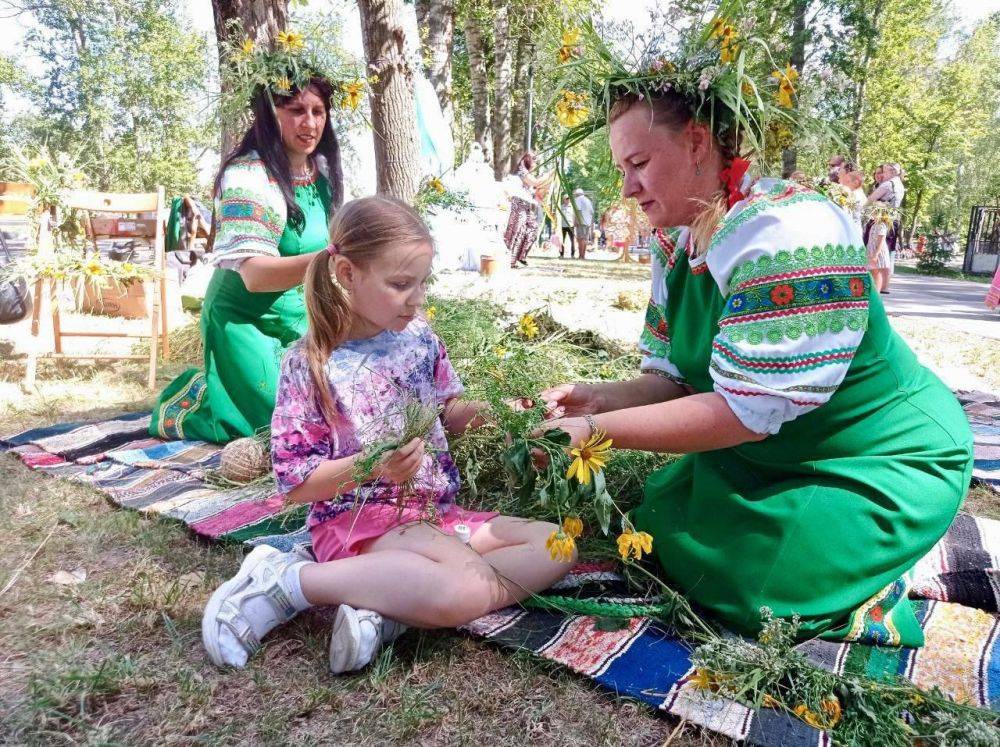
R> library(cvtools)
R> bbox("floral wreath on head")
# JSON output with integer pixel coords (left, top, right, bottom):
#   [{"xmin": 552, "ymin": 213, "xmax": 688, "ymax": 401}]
[
  {"xmin": 218, "ymin": 21, "xmax": 371, "ymax": 129},
  {"xmin": 549, "ymin": 6, "xmax": 820, "ymax": 207}
]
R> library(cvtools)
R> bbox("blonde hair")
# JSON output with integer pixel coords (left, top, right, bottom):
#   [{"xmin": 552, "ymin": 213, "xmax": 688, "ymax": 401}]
[
  {"xmin": 610, "ymin": 93, "xmax": 733, "ymax": 256},
  {"xmin": 303, "ymin": 196, "xmax": 433, "ymax": 424}
]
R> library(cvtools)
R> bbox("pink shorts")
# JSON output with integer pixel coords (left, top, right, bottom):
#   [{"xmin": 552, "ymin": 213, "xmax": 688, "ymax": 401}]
[{"xmin": 310, "ymin": 503, "xmax": 500, "ymax": 562}]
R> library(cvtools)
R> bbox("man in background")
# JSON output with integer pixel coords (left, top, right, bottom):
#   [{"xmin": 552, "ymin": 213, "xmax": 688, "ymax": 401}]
[{"xmin": 573, "ymin": 188, "xmax": 595, "ymax": 260}]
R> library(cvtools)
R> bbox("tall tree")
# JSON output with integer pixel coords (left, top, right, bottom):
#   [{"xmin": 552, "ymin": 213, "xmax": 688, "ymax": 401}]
[
  {"xmin": 490, "ymin": 0, "xmax": 513, "ymax": 179},
  {"xmin": 211, "ymin": 0, "xmax": 289, "ymax": 155},
  {"xmin": 508, "ymin": 3, "xmax": 540, "ymax": 172},
  {"xmin": 781, "ymin": 0, "xmax": 808, "ymax": 177},
  {"xmin": 461, "ymin": 0, "xmax": 492, "ymax": 161},
  {"xmin": 415, "ymin": 0, "xmax": 457, "ymax": 134},
  {"xmin": 358, "ymin": 0, "xmax": 421, "ymax": 200},
  {"xmin": 12, "ymin": 0, "xmax": 209, "ymax": 195}
]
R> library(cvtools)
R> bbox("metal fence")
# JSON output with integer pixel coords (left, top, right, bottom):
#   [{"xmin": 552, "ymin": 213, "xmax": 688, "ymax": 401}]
[{"xmin": 964, "ymin": 205, "xmax": 1000, "ymax": 274}]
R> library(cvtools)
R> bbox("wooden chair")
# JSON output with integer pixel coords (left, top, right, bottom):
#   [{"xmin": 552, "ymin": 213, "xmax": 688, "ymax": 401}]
[{"xmin": 24, "ymin": 187, "xmax": 168, "ymax": 390}]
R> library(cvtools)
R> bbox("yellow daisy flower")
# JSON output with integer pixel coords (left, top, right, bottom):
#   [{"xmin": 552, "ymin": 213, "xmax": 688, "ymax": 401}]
[
  {"xmin": 276, "ymin": 30, "xmax": 305, "ymax": 53},
  {"xmin": 562, "ymin": 516, "xmax": 583, "ymax": 539},
  {"xmin": 566, "ymin": 430, "xmax": 612, "ymax": 485},
  {"xmin": 820, "ymin": 697, "xmax": 842, "ymax": 728},
  {"xmin": 494, "ymin": 346, "xmax": 507, "ymax": 359},
  {"xmin": 341, "ymin": 81, "xmax": 365, "ymax": 111},
  {"xmin": 793, "ymin": 704, "xmax": 824, "ymax": 729},
  {"xmin": 561, "ymin": 28, "xmax": 581, "ymax": 47},
  {"xmin": 239, "ymin": 37, "xmax": 255, "ymax": 57},
  {"xmin": 720, "ymin": 35, "xmax": 739, "ymax": 64},
  {"xmin": 425, "ymin": 306, "xmax": 437, "ymax": 321},
  {"xmin": 545, "ymin": 530, "xmax": 576, "ymax": 562},
  {"xmin": 555, "ymin": 90, "xmax": 590, "ymax": 128},
  {"xmin": 771, "ymin": 65, "xmax": 799, "ymax": 109},
  {"xmin": 84, "ymin": 258, "xmax": 105, "ymax": 276},
  {"xmin": 427, "ymin": 177, "xmax": 445, "ymax": 194},
  {"xmin": 616, "ymin": 528, "xmax": 653, "ymax": 561},
  {"xmin": 518, "ymin": 313, "xmax": 538, "ymax": 339},
  {"xmin": 274, "ymin": 76, "xmax": 292, "ymax": 93}
]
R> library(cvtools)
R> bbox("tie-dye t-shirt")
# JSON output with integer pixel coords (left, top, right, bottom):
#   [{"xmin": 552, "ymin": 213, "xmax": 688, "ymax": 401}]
[{"xmin": 271, "ymin": 319, "xmax": 464, "ymax": 529}]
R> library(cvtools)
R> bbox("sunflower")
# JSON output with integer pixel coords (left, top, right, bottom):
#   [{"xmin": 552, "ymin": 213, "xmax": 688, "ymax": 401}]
[
  {"xmin": 340, "ymin": 81, "xmax": 364, "ymax": 111},
  {"xmin": 562, "ymin": 516, "xmax": 583, "ymax": 539},
  {"xmin": 427, "ymin": 177, "xmax": 445, "ymax": 194},
  {"xmin": 565, "ymin": 429, "xmax": 612, "ymax": 485},
  {"xmin": 276, "ymin": 30, "xmax": 305, "ymax": 54},
  {"xmin": 546, "ymin": 530, "xmax": 576, "ymax": 562},
  {"xmin": 425, "ymin": 306, "xmax": 437, "ymax": 321},
  {"xmin": 518, "ymin": 313, "xmax": 538, "ymax": 339},
  {"xmin": 555, "ymin": 90, "xmax": 590, "ymax": 128},
  {"xmin": 239, "ymin": 37, "xmax": 255, "ymax": 57},
  {"xmin": 274, "ymin": 76, "xmax": 292, "ymax": 93},
  {"xmin": 616, "ymin": 528, "xmax": 653, "ymax": 561}
]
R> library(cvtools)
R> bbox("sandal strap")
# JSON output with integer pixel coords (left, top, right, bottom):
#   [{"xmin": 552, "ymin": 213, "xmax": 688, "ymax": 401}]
[{"xmin": 217, "ymin": 600, "xmax": 262, "ymax": 654}]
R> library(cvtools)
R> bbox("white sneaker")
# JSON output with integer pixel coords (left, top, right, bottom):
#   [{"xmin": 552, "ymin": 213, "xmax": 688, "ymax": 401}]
[
  {"xmin": 202, "ymin": 545, "xmax": 307, "ymax": 668},
  {"xmin": 328, "ymin": 604, "xmax": 408, "ymax": 674}
]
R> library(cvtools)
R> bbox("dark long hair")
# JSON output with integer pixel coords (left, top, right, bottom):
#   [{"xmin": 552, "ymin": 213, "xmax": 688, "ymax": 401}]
[{"xmin": 214, "ymin": 77, "xmax": 345, "ymax": 233}]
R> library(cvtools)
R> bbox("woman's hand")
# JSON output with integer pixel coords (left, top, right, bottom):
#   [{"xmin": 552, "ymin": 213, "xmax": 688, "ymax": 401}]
[
  {"xmin": 539, "ymin": 383, "xmax": 600, "ymax": 420},
  {"xmin": 533, "ymin": 416, "xmax": 592, "ymax": 446},
  {"xmin": 373, "ymin": 438, "xmax": 425, "ymax": 484}
]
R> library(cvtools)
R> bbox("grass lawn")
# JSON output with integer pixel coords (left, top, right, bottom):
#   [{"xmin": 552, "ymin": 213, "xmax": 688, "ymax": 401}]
[
  {"xmin": 0, "ymin": 300, "xmax": 721, "ymax": 746},
  {"xmin": 893, "ymin": 262, "xmax": 994, "ymax": 284},
  {"xmin": 1, "ymin": 291, "xmax": 996, "ymax": 745}
]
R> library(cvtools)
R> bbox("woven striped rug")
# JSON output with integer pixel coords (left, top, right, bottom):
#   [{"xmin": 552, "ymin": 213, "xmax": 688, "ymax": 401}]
[{"xmin": 3, "ymin": 390, "xmax": 1000, "ymax": 746}]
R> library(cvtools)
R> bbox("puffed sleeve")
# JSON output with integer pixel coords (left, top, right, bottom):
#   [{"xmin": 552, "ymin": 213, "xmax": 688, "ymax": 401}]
[
  {"xmin": 271, "ymin": 347, "xmax": 334, "ymax": 495},
  {"xmin": 638, "ymin": 229, "xmax": 687, "ymax": 385},
  {"xmin": 210, "ymin": 158, "xmax": 285, "ymax": 269},
  {"xmin": 431, "ymin": 332, "xmax": 465, "ymax": 405},
  {"xmin": 706, "ymin": 190, "xmax": 871, "ymax": 434}
]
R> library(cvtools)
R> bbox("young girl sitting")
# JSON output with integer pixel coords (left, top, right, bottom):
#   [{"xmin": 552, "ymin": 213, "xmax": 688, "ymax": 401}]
[{"xmin": 202, "ymin": 196, "xmax": 572, "ymax": 673}]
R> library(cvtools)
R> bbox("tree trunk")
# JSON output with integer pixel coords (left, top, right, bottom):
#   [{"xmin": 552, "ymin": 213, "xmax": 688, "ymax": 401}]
[
  {"xmin": 211, "ymin": 0, "xmax": 289, "ymax": 156},
  {"xmin": 508, "ymin": 11, "xmax": 536, "ymax": 173},
  {"xmin": 358, "ymin": 0, "xmax": 421, "ymax": 201},
  {"xmin": 490, "ymin": 0, "xmax": 512, "ymax": 180},
  {"xmin": 463, "ymin": 1, "xmax": 492, "ymax": 162},
  {"xmin": 780, "ymin": 0, "xmax": 807, "ymax": 177},
  {"xmin": 848, "ymin": 0, "xmax": 887, "ymax": 163},
  {"xmin": 415, "ymin": 0, "xmax": 456, "ymax": 138},
  {"xmin": 507, "ymin": 36, "xmax": 534, "ymax": 171}
]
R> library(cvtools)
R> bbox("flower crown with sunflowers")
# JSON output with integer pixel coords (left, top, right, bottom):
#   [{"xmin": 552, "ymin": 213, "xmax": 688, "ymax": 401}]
[
  {"xmin": 549, "ymin": 7, "xmax": 807, "ymax": 170},
  {"xmin": 219, "ymin": 22, "xmax": 369, "ymax": 127}
]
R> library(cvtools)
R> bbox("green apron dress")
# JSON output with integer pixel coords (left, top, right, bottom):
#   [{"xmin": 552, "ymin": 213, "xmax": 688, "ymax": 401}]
[
  {"xmin": 151, "ymin": 174, "xmax": 331, "ymax": 443},
  {"xmin": 632, "ymin": 183, "xmax": 973, "ymax": 647}
]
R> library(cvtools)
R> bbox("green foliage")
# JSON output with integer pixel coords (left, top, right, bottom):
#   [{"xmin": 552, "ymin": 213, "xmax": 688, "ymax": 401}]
[
  {"xmin": 693, "ymin": 610, "xmax": 1000, "ymax": 744},
  {"xmin": 10, "ymin": 0, "xmax": 212, "ymax": 196},
  {"xmin": 916, "ymin": 229, "xmax": 957, "ymax": 273}
]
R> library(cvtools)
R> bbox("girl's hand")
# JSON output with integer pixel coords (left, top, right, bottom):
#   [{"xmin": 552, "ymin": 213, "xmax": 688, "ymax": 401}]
[
  {"xmin": 373, "ymin": 438, "xmax": 425, "ymax": 484},
  {"xmin": 539, "ymin": 383, "xmax": 599, "ymax": 420}
]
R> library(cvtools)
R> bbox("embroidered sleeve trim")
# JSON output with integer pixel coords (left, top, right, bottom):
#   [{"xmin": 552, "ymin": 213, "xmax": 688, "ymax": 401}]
[
  {"xmin": 708, "ymin": 186, "xmax": 827, "ymax": 253},
  {"xmin": 711, "ymin": 339, "xmax": 857, "ymax": 373}
]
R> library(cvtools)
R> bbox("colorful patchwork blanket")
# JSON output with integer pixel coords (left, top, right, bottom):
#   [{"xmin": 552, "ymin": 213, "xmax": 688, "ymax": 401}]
[{"xmin": 2, "ymin": 390, "xmax": 1000, "ymax": 746}]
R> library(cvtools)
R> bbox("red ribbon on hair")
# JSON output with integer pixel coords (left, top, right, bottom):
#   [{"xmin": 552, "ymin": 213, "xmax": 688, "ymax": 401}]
[{"xmin": 719, "ymin": 158, "xmax": 752, "ymax": 208}]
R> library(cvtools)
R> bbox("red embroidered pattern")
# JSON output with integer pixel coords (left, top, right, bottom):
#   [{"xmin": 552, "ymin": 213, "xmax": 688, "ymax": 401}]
[
  {"xmin": 717, "ymin": 300, "xmax": 868, "ymax": 327},
  {"xmin": 733, "ymin": 265, "xmax": 868, "ymax": 293}
]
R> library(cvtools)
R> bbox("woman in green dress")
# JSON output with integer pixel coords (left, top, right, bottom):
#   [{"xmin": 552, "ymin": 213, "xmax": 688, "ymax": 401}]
[
  {"xmin": 538, "ymin": 82, "xmax": 973, "ymax": 646},
  {"xmin": 151, "ymin": 73, "xmax": 344, "ymax": 443}
]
